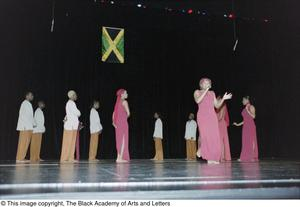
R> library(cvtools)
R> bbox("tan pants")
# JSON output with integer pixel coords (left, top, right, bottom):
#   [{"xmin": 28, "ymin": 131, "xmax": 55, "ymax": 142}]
[
  {"xmin": 30, "ymin": 133, "xmax": 43, "ymax": 162},
  {"xmin": 153, "ymin": 138, "xmax": 164, "ymax": 161},
  {"xmin": 16, "ymin": 130, "xmax": 33, "ymax": 161},
  {"xmin": 186, "ymin": 139, "xmax": 197, "ymax": 160},
  {"xmin": 60, "ymin": 130, "xmax": 77, "ymax": 162},
  {"xmin": 89, "ymin": 132, "xmax": 100, "ymax": 160}
]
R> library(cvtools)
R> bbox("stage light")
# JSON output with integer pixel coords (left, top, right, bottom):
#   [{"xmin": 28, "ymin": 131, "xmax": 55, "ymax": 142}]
[
  {"xmin": 224, "ymin": 14, "xmax": 227, "ymax": 18},
  {"xmin": 264, "ymin": 19, "xmax": 269, "ymax": 22},
  {"xmin": 187, "ymin": 9, "xmax": 193, "ymax": 14},
  {"xmin": 110, "ymin": 1, "xmax": 114, "ymax": 4},
  {"xmin": 228, "ymin": 13, "xmax": 235, "ymax": 19},
  {"xmin": 137, "ymin": 4, "xmax": 142, "ymax": 8},
  {"xmin": 202, "ymin": 11, "xmax": 206, "ymax": 15},
  {"xmin": 182, "ymin": 9, "xmax": 186, "ymax": 13}
]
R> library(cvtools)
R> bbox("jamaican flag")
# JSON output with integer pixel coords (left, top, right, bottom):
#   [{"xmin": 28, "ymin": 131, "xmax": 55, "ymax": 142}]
[{"xmin": 101, "ymin": 26, "xmax": 124, "ymax": 63}]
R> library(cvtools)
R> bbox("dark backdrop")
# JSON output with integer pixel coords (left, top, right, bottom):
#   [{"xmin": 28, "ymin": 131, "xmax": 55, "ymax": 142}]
[{"xmin": 0, "ymin": 0, "xmax": 299, "ymax": 160}]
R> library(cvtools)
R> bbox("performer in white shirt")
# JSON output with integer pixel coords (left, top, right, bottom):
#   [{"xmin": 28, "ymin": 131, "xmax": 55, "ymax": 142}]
[
  {"xmin": 89, "ymin": 100, "xmax": 103, "ymax": 161},
  {"xmin": 16, "ymin": 92, "xmax": 35, "ymax": 163},
  {"xmin": 60, "ymin": 90, "xmax": 81, "ymax": 163},
  {"xmin": 184, "ymin": 113, "xmax": 198, "ymax": 160},
  {"xmin": 31, "ymin": 101, "xmax": 46, "ymax": 162},
  {"xmin": 151, "ymin": 112, "xmax": 164, "ymax": 161}
]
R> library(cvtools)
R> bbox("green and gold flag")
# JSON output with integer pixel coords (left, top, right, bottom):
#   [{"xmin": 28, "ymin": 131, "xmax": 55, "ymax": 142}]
[{"xmin": 101, "ymin": 26, "xmax": 124, "ymax": 63}]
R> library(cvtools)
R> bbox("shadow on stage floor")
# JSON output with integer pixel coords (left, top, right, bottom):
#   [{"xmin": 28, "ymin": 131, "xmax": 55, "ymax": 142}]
[{"xmin": 0, "ymin": 159, "xmax": 299, "ymax": 199}]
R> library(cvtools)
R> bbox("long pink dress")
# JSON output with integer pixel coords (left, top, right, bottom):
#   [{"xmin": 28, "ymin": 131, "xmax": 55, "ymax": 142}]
[
  {"xmin": 217, "ymin": 104, "xmax": 231, "ymax": 161},
  {"xmin": 113, "ymin": 89, "xmax": 130, "ymax": 161},
  {"xmin": 197, "ymin": 91, "xmax": 222, "ymax": 161},
  {"xmin": 240, "ymin": 104, "xmax": 258, "ymax": 161}
]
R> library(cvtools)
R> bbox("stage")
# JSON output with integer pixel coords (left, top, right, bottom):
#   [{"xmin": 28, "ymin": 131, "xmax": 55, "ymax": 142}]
[{"xmin": 0, "ymin": 159, "xmax": 299, "ymax": 199}]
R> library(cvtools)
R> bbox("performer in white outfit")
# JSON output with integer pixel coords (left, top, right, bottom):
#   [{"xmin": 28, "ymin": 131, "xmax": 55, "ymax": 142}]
[
  {"xmin": 16, "ymin": 92, "xmax": 35, "ymax": 163},
  {"xmin": 184, "ymin": 113, "xmax": 198, "ymax": 160},
  {"xmin": 89, "ymin": 100, "xmax": 103, "ymax": 161},
  {"xmin": 152, "ymin": 112, "xmax": 164, "ymax": 161},
  {"xmin": 31, "ymin": 101, "xmax": 46, "ymax": 162},
  {"xmin": 60, "ymin": 90, "xmax": 81, "ymax": 163}
]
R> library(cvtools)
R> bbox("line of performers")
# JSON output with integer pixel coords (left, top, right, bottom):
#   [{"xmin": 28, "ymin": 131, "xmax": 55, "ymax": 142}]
[{"xmin": 15, "ymin": 77, "xmax": 258, "ymax": 164}]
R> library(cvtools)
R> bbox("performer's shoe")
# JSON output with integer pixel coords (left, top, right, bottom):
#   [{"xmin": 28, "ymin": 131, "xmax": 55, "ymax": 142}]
[
  {"xmin": 116, "ymin": 159, "xmax": 128, "ymax": 163},
  {"xmin": 16, "ymin": 159, "xmax": 30, "ymax": 164},
  {"xmin": 207, "ymin": 160, "xmax": 220, "ymax": 164}
]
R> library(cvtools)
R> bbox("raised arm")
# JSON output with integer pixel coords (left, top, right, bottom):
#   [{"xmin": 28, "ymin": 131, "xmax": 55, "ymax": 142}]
[
  {"xmin": 214, "ymin": 92, "xmax": 232, "ymax": 109},
  {"xmin": 194, "ymin": 88, "xmax": 209, "ymax": 104}
]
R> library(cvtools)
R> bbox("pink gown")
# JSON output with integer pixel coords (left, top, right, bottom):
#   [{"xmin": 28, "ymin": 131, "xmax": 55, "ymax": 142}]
[
  {"xmin": 197, "ymin": 91, "xmax": 222, "ymax": 161},
  {"xmin": 240, "ymin": 104, "xmax": 258, "ymax": 161},
  {"xmin": 113, "ymin": 96, "xmax": 130, "ymax": 161},
  {"xmin": 217, "ymin": 104, "xmax": 231, "ymax": 161}
]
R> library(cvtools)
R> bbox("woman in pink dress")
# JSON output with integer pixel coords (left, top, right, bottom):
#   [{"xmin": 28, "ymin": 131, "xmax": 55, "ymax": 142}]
[
  {"xmin": 233, "ymin": 96, "xmax": 258, "ymax": 162},
  {"xmin": 216, "ymin": 97, "xmax": 231, "ymax": 161},
  {"xmin": 194, "ymin": 78, "xmax": 232, "ymax": 164},
  {"xmin": 112, "ymin": 89, "xmax": 130, "ymax": 163}
]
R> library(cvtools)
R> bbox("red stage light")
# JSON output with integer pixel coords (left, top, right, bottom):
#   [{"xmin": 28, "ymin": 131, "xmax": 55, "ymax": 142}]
[
  {"xmin": 188, "ymin": 9, "xmax": 193, "ymax": 14},
  {"xmin": 228, "ymin": 13, "xmax": 235, "ymax": 19}
]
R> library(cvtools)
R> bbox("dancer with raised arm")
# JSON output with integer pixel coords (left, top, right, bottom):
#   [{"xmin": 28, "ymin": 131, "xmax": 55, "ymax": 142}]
[
  {"xmin": 233, "ymin": 96, "xmax": 258, "ymax": 162},
  {"xmin": 194, "ymin": 78, "xmax": 232, "ymax": 164},
  {"xmin": 60, "ymin": 90, "xmax": 81, "ymax": 163},
  {"xmin": 112, "ymin": 89, "xmax": 130, "ymax": 163},
  {"xmin": 216, "ymin": 96, "xmax": 231, "ymax": 161}
]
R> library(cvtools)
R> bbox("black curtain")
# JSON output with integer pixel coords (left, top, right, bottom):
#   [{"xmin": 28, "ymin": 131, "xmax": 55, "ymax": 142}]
[{"xmin": 0, "ymin": 0, "xmax": 299, "ymax": 160}]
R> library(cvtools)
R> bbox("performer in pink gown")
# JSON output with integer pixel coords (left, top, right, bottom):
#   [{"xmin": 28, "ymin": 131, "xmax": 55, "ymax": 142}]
[
  {"xmin": 194, "ymin": 78, "xmax": 232, "ymax": 164},
  {"xmin": 112, "ymin": 89, "xmax": 130, "ymax": 163},
  {"xmin": 234, "ymin": 96, "xmax": 258, "ymax": 162},
  {"xmin": 216, "ymin": 97, "xmax": 231, "ymax": 161}
]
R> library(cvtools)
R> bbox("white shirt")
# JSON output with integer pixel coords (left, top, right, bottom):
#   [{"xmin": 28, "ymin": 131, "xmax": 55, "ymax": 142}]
[
  {"xmin": 64, "ymin": 100, "xmax": 81, "ymax": 130},
  {"xmin": 33, "ymin": 108, "xmax": 45, "ymax": 134},
  {"xmin": 153, "ymin": 118, "xmax": 163, "ymax": 139},
  {"xmin": 184, "ymin": 120, "xmax": 197, "ymax": 140},
  {"xmin": 90, "ymin": 108, "xmax": 103, "ymax": 134},
  {"xmin": 16, "ymin": 100, "xmax": 34, "ymax": 131}
]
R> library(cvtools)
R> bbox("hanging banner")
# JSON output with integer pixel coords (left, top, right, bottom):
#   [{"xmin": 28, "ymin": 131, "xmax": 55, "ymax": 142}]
[{"xmin": 101, "ymin": 26, "xmax": 124, "ymax": 63}]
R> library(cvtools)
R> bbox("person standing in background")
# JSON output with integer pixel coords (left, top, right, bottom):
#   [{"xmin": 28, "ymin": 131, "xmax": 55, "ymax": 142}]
[
  {"xmin": 152, "ymin": 112, "xmax": 164, "ymax": 161},
  {"xmin": 216, "ymin": 96, "xmax": 231, "ymax": 161},
  {"xmin": 60, "ymin": 90, "xmax": 81, "ymax": 163},
  {"xmin": 89, "ymin": 100, "xmax": 103, "ymax": 162},
  {"xmin": 16, "ymin": 92, "xmax": 35, "ymax": 163},
  {"xmin": 233, "ymin": 96, "xmax": 258, "ymax": 162},
  {"xmin": 184, "ymin": 113, "xmax": 198, "ymax": 161},
  {"xmin": 30, "ymin": 101, "xmax": 46, "ymax": 162},
  {"xmin": 112, "ymin": 89, "xmax": 130, "ymax": 163}
]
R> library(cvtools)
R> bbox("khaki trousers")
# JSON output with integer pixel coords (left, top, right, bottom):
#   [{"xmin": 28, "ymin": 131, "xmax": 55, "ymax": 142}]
[
  {"xmin": 153, "ymin": 138, "xmax": 164, "ymax": 161},
  {"xmin": 16, "ymin": 130, "xmax": 33, "ymax": 161},
  {"xmin": 186, "ymin": 139, "xmax": 197, "ymax": 160},
  {"xmin": 60, "ymin": 130, "xmax": 77, "ymax": 162},
  {"xmin": 30, "ymin": 133, "xmax": 43, "ymax": 162},
  {"xmin": 89, "ymin": 132, "xmax": 100, "ymax": 160}
]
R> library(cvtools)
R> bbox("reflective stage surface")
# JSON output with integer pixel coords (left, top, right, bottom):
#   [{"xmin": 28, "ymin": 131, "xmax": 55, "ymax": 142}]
[{"xmin": 0, "ymin": 159, "xmax": 299, "ymax": 199}]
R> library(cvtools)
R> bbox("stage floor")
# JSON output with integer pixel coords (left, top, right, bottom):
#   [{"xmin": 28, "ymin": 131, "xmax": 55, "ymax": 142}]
[{"xmin": 0, "ymin": 159, "xmax": 299, "ymax": 199}]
